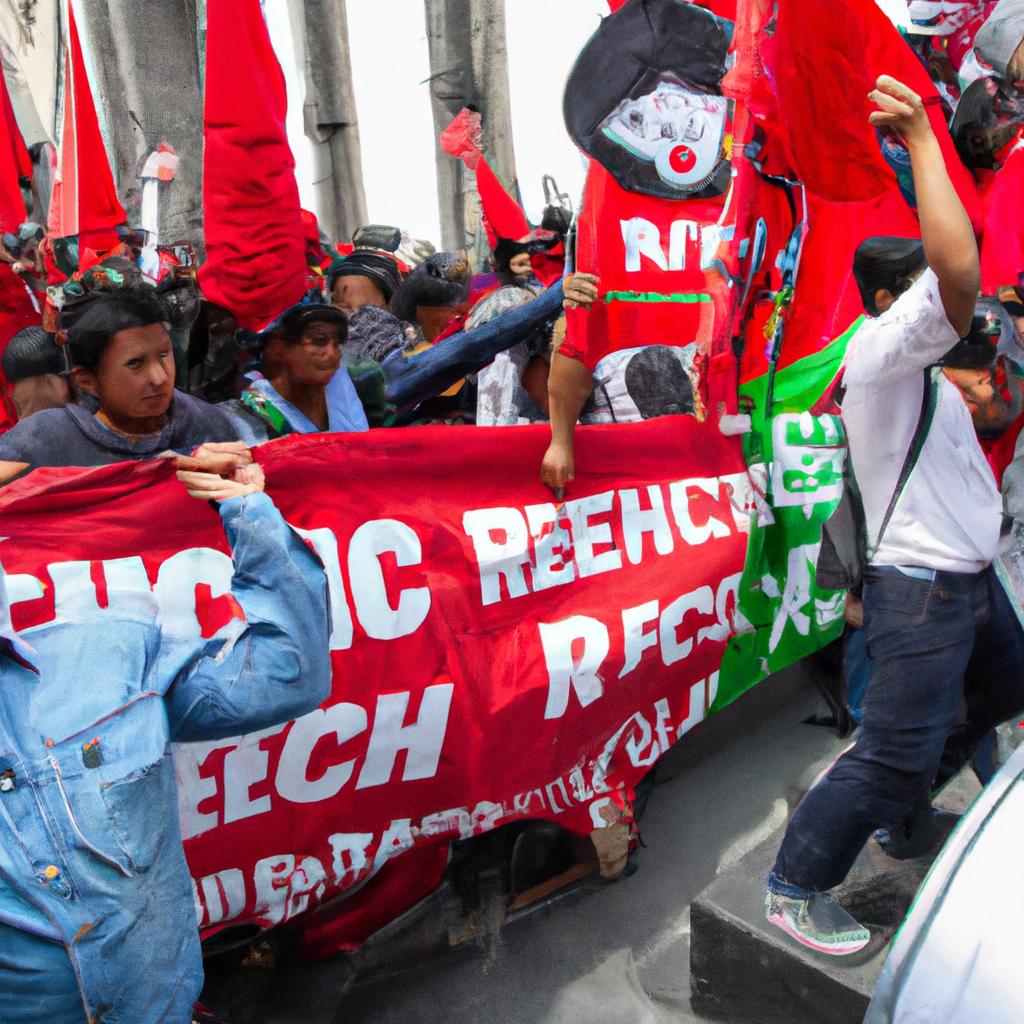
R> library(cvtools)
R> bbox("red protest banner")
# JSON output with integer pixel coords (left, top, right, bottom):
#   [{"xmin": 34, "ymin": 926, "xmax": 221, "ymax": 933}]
[{"xmin": 0, "ymin": 416, "xmax": 757, "ymax": 951}]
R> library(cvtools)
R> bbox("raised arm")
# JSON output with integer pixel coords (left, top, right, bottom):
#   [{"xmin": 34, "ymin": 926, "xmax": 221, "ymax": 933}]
[
  {"xmin": 868, "ymin": 75, "xmax": 979, "ymax": 337},
  {"xmin": 167, "ymin": 448, "xmax": 332, "ymax": 741}
]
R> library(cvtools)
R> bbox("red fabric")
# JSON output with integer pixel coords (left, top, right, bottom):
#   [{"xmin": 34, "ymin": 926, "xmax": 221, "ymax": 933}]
[
  {"xmin": 197, "ymin": 0, "xmax": 306, "ymax": 330},
  {"xmin": 474, "ymin": 157, "xmax": 530, "ymax": 246},
  {"xmin": 297, "ymin": 844, "xmax": 449, "ymax": 957},
  {"xmin": 980, "ymin": 144, "xmax": 1024, "ymax": 292},
  {"xmin": 0, "ymin": 72, "xmax": 29, "ymax": 233},
  {"xmin": 531, "ymin": 243, "xmax": 565, "ymax": 288},
  {"xmin": 0, "ymin": 262, "xmax": 42, "ymax": 432},
  {"xmin": 440, "ymin": 107, "xmax": 530, "ymax": 248},
  {"xmin": 735, "ymin": 0, "xmax": 983, "ymax": 377},
  {"xmin": 47, "ymin": 0, "xmax": 125, "ymax": 252},
  {"xmin": 2, "ymin": 417, "xmax": 751, "ymax": 951},
  {"xmin": 560, "ymin": 163, "xmax": 731, "ymax": 371},
  {"xmin": 768, "ymin": 0, "xmax": 979, "ymax": 214},
  {"xmin": 982, "ymin": 412, "xmax": 1024, "ymax": 486}
]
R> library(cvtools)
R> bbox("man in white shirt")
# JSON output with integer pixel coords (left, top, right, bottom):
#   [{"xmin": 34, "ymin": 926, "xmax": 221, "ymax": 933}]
[{"xmin": 764, "ymin": 75, "xmax": 1024, "ymax": 955}]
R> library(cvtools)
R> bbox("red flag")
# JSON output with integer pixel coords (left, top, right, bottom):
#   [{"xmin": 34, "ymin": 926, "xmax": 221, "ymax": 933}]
[
  {"xmin": 198, "ymin": 0, "xmax": 306, "ymax": 330},
  {"xmin": 48, "ymin": 0, "xmax": 125, "ymax": 251},
  {"xmin": 0, "ymin": 263, "xmax": 42, "ymax": 432},
  {"xmin": 0, "ymin": 71, "xmax": 30, "ymax": 232},
  {"xmin": 440, "ymin": 108, "xmax": 529, "ymax": 246},
  {"xmin": 980, "ymin": 143, "xmax": 1024, "ymax": 292},
  {"xmin": 742, "ymin": 0, "xmax": 983, "ymax": 374}
]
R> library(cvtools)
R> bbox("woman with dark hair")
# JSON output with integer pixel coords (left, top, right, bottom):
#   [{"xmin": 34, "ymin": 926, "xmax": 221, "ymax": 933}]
[{"xmin": 0, "ymin": 287, "xmax": 240, "ymax": 482}]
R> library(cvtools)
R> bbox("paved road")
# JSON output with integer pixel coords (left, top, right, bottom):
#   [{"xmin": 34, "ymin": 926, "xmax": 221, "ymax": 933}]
[{"xmin": 204, "ymin": 663, "xmax": 847, "ymax": 1024}]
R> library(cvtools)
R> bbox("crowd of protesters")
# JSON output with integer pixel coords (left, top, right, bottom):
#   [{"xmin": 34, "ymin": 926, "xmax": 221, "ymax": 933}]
[{"xmin": 0, "ymin": 0, "xmax": 1023, "ymax": 1021}]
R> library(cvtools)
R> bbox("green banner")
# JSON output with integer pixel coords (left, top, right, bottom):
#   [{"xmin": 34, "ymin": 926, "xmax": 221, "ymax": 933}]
[{"xmin": 715, "ymin": 319, "xmax": 862, "ymax": 710}]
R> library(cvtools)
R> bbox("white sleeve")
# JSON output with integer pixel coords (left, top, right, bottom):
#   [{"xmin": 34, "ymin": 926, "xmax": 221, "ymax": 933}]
[{"xmin": 842, "ymin": 269, "xmax": 960, "ymax": 391}]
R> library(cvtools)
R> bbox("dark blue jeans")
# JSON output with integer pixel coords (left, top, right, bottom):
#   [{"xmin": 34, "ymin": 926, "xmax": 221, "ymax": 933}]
[
  {"xmin": 771, "ymin": 565, "xmax": 1024, "ymax": 894},
  {"xmin": 0, "ymin": 922, "xmax": 84, "ymax": 1023}
]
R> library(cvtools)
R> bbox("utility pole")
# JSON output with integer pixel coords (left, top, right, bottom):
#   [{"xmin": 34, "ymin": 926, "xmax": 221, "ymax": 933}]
[
  {"xmin": 76, "ymin": 0, "xmax": 203, "ymax": 244},
  {"xmin": 423, "ymin": 0, "xmax": 518, "ymax": 252},
  {"xmin": 295, "ymin": 0, "xmax": 367, "ymax": 241}
]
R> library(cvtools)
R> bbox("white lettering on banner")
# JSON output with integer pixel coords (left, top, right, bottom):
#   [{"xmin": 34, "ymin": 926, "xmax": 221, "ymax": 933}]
[
  {"xmin": 539, "ymin": 616, "xmax": 612, "ymax": 719},
  {"xmin": 154, "ymin": 548, "xmax": 234, "ymax": 639},
  {"xmin": 15, "ymin": 520, "xmax": 431, "ymax": 646},
  {"xmin": 462, "ymin": 507, "xmax": 532, "ymax": 605},
  {"xmin": 621, "ymin": 217, "xmax": 706, "ymax": 272},
  {"xmin": 356, "ymin": 684, "xmax": 455, "ymax": 789},
  {"xmin": 5, "ymin": 572, "xmax": 45, "ymax": 608},
  {"xmin": 328, "ymin": 832, "xmax": 374, "ymax": 888},
  {"xmin": 540, "ymin": 577, "xmax": 745, "ymax": 720},
  {"xmin": 175, "ymin": 684, "xmax": 455, "ymax": 839},
  {"xmin": 524, "ymin": 503, "xmax": 576, "ymax": 592},
  {"xmin": 348, "ymin": 520, "xmax": 431, "ymax": 641},
  {"xmin": 187, "ymin": 684, "xmax": 726, "ymax": 930},
  {"xmin": 769, "ymin": 543, "xmax": 817, "ymax": 653},
  {"xmin": 276, "ymin": 704, "xmax": 368, "ymax": 803},
  {"xmin": 622, "ymin": 218, "xmax": 668, "ymax": 272},
  {"xmin": 565, "ymin": 491, "xmax": 622, "ymax": 578},
  {"xmin": 619, "ymin": 486, "xmax": 674, "ymax": 565},
  {"xmin": 463, "ymin": 473, "xmax": 752, "ymax": 608},
  {"xmin": 660, "ymin": 586, "xmax": 715, "ymax": 666},
  {"xmin": 669, "ymin": 478, "xmax": 733, "ymax": 546},
  {"xmin": 194, "ymin": 868, "xmax": 246, "ymax": 928},
  {"xmin": 620, "ymin": 600, "xmax": 660, "ymax": 679},
  {"xmin": 253, "ymin": 853, "xmax": 328, "ymax": 927},
  {"xmin": 770, "ymin": 413, "xmax": 845, "ymax": 509},
  {"xmin": 222, "ymin": 726, "xmax": 282, "ymax": 825}
]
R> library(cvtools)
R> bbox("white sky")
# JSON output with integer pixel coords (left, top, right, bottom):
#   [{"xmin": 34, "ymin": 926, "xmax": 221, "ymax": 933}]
[{"xmin": 346, "ymin": 0, "xmax": 608, "ymax": 244}]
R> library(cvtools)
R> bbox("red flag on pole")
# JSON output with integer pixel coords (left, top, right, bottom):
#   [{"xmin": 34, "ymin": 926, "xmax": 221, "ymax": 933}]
[
  {"xmin": 198, "ymin": 0, "xmax": 306, "ymax": 330},
  {"xmin": 440, "ymin": 108, "xmax": 530, "ymax": 246},
  {"xmin": 47, "ymin": 0, "xmax": 125, "ymax": 252},
  {"xmin": 0, "ymin": 71, "xmax": 30, "ymax": 232}
]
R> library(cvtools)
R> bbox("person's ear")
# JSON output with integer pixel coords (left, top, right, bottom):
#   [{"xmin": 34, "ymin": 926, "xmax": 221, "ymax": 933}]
[
  {"xmin": 71, "ymin": 366, "xmax": 98, "ymax": 395},
  {"xmin": 874, "ymin": 288, "xmax": 895, "ymax": 313}
]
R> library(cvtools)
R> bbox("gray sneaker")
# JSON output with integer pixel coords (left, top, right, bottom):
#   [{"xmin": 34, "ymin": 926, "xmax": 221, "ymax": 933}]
[{"xmin": 764, "ymin": 889, "xmax": 870, "ymax": 956}]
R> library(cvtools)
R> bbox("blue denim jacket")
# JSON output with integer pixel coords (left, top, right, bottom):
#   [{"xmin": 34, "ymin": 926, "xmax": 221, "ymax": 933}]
[{"xmin": 0, "ymin": 492, "xmax": 331, "ymax": 1022}]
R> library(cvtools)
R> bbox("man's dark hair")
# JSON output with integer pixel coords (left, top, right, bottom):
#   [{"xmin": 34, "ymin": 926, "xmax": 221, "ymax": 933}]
[
  {"xmin": 852, "ymin": 237, "xmax": 926, "ymax": 316},
  {"xmin": 59, "ymin": 287, "xmax": 168, "ymax": 373},
  {"xmin": 326, "ymin": 251, "xmax": 402, "ymax": 301},
  {"xmin": 1, "ymin": 326, "xmax": 62, "ymax": 383}
]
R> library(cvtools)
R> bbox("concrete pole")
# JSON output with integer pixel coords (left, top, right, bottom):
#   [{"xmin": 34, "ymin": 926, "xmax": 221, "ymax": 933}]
[
  {"xmin": 423, "ymin": 0, "xmax": 518, "ymax": 252},
  {"xmin": 294, "ymin": 0, "xmax": 368, "ymax": 241},
  {"xmin": 76, "ymin": 0, "xmax": 203, "ymax": 244}
]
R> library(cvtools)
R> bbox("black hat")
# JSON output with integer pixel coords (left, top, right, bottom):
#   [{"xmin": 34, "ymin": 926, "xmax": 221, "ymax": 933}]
[
  {"xmin": 2, "ymin": 327, "xmax": 62, "ymax": 383},
  {"xmin": 327, "ymin": 251, "xmax": 403, "ymax": 301},
  {"xmin": 563, "ymin": 0, "xmax": 733, "ymax": 200},
  {"xmin": 852, "ymin": 237, "xmax": 926, "ymax": 315},
  {"xmin": 260, "ymin": 303, "xmax": 348, "ymax": 344}
]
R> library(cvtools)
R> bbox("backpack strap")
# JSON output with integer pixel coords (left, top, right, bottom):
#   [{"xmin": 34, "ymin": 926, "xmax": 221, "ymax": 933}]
[{"xmin": 871, "ymin": 366, "xmax": 939, "ymax": 556}]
